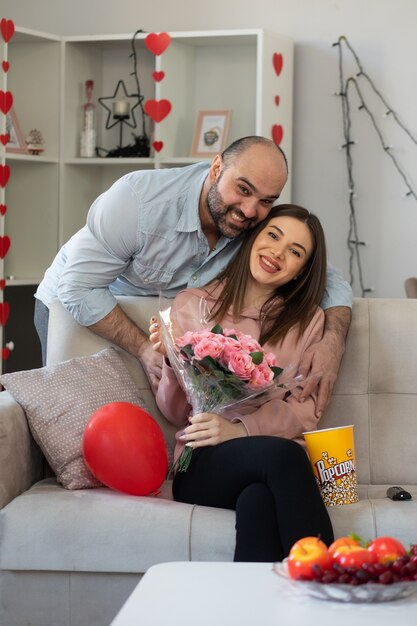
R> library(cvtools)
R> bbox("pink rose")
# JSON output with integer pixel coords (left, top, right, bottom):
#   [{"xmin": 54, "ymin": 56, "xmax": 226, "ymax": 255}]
[
  {"xmin": 193, "ymin": 334, "xmax": 225, "ymax": 360},
  {"xmin": 264, "ymin": 351, "xmax": 278, "ymax": 367},
  {"xmin": 248, "ymin": 362, "xmax": 274, "ymax": 389},
  {"xmin": 227, "ymin": 350, "xmax": 256, "ymax": 380}
]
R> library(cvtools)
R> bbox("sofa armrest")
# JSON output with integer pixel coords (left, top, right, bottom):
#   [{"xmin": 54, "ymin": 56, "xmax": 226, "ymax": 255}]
[{"xmin": 0, "ymin": 391, "xmax": 44, "ymax": 509}]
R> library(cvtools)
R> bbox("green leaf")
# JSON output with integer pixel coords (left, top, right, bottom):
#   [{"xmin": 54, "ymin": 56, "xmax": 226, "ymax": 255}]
[
  {"xmin": 211, "ymin": 324, "xmax": 223, "ymax": 335},
  {"xmin": 271, "ymin": 366, "xmax": 283, "ymax": 379},
  {"xmin": 250, "ymin": 351, "xmax": 264, "ymax": 365}
]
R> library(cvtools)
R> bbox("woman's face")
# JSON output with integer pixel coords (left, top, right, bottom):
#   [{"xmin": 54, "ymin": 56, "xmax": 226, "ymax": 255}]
[{"xmin": 249, "ymin": 215, "xmax": 313, "ymax": 293}]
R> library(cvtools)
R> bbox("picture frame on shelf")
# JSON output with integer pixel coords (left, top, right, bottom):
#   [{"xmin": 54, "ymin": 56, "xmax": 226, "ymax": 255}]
[
  {"xmin": 190, "ymin": 110, "xmax": 232, "ymax": 157},
  {"xmin": 5, "ymin": 108, "xmax": 29, "ymax": 154}
]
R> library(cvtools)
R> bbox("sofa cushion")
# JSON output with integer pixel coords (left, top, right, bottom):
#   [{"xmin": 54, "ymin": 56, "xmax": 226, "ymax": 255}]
[{"xmin": 0, "ymin": 348, "xmax": 151, "ymax": 490}]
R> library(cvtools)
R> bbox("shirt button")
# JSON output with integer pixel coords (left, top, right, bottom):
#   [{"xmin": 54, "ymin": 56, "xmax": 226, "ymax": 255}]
[
  {"xmin": 144, "ymin": 278, "xmax": 149, "ymax": 283},
  {"xmin": 192, "ymin": 275, "xmax": 197, "ymax": 281}
]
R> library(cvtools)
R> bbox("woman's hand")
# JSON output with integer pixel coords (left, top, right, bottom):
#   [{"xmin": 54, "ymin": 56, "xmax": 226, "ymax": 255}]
[
  {"xmin": 178, "ymin": 412, "xmax": 247, "ymax": 448},
  {"xmin": 149, "ymin": 317, "xmax": 167, "ymax": 356}
]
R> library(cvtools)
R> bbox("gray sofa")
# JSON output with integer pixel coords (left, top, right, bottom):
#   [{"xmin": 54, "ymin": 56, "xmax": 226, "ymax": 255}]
[{"xmin": 1, "ymin": 296, "xmax": 417, "ymax": 626}]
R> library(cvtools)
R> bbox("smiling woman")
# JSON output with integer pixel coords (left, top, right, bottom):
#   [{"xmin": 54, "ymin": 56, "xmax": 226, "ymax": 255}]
[{"xmin": 150, "ymin": 203, "xmax": 333, "ymax": 563}]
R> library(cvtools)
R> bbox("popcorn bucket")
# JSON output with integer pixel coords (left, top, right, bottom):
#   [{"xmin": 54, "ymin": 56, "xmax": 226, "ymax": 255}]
[{"xmin": 303, "ymin": 425, "xmax": 359, "ymax": 506}]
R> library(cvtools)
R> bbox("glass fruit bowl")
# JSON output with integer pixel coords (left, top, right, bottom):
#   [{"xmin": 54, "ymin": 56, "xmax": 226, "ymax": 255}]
[{"xmin": 273, "ymin": 559, "xmax": 417, "ymax": 603}]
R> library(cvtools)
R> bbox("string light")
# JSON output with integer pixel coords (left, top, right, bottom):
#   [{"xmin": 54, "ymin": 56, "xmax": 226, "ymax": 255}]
[{"xmin": 334, "ymin": 35, "xmax": 417, "ymax": 297}]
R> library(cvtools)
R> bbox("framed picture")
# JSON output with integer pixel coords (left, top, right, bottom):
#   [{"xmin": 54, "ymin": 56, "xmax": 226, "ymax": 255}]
[
  {"xmin": 5, "ymin": 108, "xmax": 29, "ymax": 154},
  {"xmin": 190, "ymin": 110, "xmax": 232, "ymax": 157}
]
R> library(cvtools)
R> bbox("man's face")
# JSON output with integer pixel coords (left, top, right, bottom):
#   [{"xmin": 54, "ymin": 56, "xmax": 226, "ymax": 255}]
[{"xmin": 206, "ymin": 145, "xmax": 287, "ymax": 239}]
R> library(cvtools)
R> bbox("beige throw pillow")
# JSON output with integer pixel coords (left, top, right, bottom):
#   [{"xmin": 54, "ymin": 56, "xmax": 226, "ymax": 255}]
[{"xmin": 0, "ymin": 348, "xmax": 151, "ymax": 489}]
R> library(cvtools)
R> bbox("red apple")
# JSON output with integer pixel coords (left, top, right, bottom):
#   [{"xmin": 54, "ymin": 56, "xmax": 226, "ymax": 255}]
[
  {"xmin": 328, "ymin": 536, "xmax": 361, "ymax": 558},
  {"xmin": 287, "ymin": 536, "xmax": 331, "ymax": 580},
  {"xmin": 333, "ymin": 545, "xmax": 377, "ymax": 569},
  {"xmin": 368, "ymin": 536, "xmax": 407, "ymax": 565}
]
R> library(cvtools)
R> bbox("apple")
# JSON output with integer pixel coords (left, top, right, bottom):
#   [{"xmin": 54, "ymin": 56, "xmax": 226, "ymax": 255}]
[
  {"xmin": 332, "ymin": 545, "xmax": 377, "ymax": 569},
  {"xmin": 287, "ymin": 536, "xmax": 331, "ymax": 580},
  {"xmin": 368, "ymin": 536, "xmax": 407, "ymax": 564},
  {"xmin": 328, "ymin": 536, "xmax": 361, "ymax": 558}
]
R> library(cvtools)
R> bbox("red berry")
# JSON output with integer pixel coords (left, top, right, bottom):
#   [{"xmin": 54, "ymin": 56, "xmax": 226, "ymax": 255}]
[{"xmin": 379, "ymin": 570, "xmax": 394, "ymax": 585}]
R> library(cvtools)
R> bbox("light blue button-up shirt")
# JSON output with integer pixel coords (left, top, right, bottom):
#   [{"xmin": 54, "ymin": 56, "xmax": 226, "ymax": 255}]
[{"xmin": 36, "ymin": 162, "xmax": 352, "ymax": 326}]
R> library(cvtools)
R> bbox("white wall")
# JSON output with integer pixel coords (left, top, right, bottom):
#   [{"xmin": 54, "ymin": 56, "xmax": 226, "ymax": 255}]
[{"xmin": 4, "ymin": 0, "xmax": 417, "ymax": 297}]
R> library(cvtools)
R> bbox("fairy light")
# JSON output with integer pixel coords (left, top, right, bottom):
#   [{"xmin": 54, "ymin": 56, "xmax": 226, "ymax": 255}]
[{"xmin": 333, "ymin": 35, "xmax": 417, "ymax": 297}]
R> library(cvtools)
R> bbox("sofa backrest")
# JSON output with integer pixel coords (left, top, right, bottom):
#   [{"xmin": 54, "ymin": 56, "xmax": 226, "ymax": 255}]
[{"xmin": 47, "ymin": 297, "xmax": 417, "ymax": 486}]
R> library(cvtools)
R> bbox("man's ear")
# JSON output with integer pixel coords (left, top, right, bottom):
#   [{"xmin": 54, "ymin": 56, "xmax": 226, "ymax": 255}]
[{"xmin": 209, "ymin": 154, "xmax": 223, "ymax": 181}]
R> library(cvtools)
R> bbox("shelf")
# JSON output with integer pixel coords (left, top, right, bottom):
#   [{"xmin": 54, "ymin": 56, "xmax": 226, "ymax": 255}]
[{"xmin": 4, "ymin": 153, "xmax": 59, "ymax": 164}]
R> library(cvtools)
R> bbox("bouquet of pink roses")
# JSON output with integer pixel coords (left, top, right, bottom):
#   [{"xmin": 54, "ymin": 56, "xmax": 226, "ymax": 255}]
[{"xmin": 159, "ymin": 301, "xmax": 302, "ymax": 473}]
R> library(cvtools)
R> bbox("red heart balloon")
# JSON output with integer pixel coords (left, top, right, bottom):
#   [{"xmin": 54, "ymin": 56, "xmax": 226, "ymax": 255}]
[
  {"xmin": 273, "ymin": 53, "xmax": 283, "ymax": 76},
  {"xmin": 272, "ymin": 124, "xmax": 284, "ymax": 146},
  {"xmin": 0, "ymin": 165, "xmax": 11, "ymax": 188},
  {"xmin": 0, "ymin": 236, "xmax": 11, "ymax": 258},
  {"xmin": 0, "ymin": 19, "xmax": 15, "ymax": 43},
  {"xmin": 152, "ymin": 71, "xmax": 165, "ymax": 82},
  {"xmin": 145, "ymin": 32, "xmax": 171, "ymax": 56},
  {"xmin": 2, "ymin": 61, "xmax": 9, "ymax": 73},
  {"xmin": 2, "ymin": 347, "xmax": 10, "ymax": 361},
  {"xmin": 0, "ymin": 302, "xmax": 9, "ymax": 326},
  {"xmin": 152, "ymin": 141, "xmax": 164, "ymax": 152},
  {"xmin": 83, "ymin": 402, "xmax": 168, "ymax": 496},
  {"xmin": 0, "ymin": 204, "xmax": 7, "ymax": 216},
  {"xmin": 0, "ymin": 279, "xmax": 5, "ymax": 290},
  {"xmin": 144, "ymin": 99, "xmax": 172, "ymax": 123},
  {"xmin": 0, "ymin": 91, "xmax": 13, "ymax": 115},
  {"xmin": 0, "ymin": 134, "xmax": 9, "ymax": 146},
  {"xmin": 275, "ymin": 95, "xmax": 281, "ymax": 106}
]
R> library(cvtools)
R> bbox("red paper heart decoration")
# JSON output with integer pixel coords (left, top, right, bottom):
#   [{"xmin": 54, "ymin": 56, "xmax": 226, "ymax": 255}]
[
  {"xmin": 0, "ymin": 90, "xmax": 13, "ymax": 115},
  {"xmin": 0, "ymin": 19, "xmax": 15, "ymax": 43},
  {"xmin": 152, "ymin": 141, "xmax": 164, "ymax": 152},
  {"xmin": 0, "ymin": 165, "xmax": 11, "ymax": 188},
  {"xmin": 0, "ymin": 134, "xmax": 9, "ymax": 146},
  {"xmin": 152, "ymin": 71, "xmax": 165, "ymax": 82},
  {"xmin": 0, "ymin": 235, "xmax": 11, "ymax": 258},
  {"xmin": 145, "ymin": 32, "xmax": 171, "ymax": 56},
  {"xmin": 0, "ymin": 279, "xmax": 5, "ymax": 290},
  {"xmin": 273, "ymin": 53, "xmax": 283, "ymax": 76},
  {"xmin": 2, "ymin": 347, "xmax": 10, "ymax": 361},
  {"xmin": 2, "ymin": 61, "xmax": 10, "ymax": 73},
  {"xmin": 272, "ymin": 124, "xmax": 284, "ymax": 146},
  {"xmin": 0, "ymin": 302, "xmax": 9, "ymax": 326},
  {"xmin": 0, "ymin": 204, "xmax": 6, "ymax": 216},
  {"xmin": 144, "ymin": 99, "xmax": 172, "ymax": 123},
  {"xmin": 275, "ymin": 95, "xmax": 280, "ymax": 106}
]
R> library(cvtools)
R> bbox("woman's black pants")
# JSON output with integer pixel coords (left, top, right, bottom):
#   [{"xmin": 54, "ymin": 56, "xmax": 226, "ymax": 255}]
[{"xmin": 173, "ymin": 436, "xmax": 334, "ymax": 562}]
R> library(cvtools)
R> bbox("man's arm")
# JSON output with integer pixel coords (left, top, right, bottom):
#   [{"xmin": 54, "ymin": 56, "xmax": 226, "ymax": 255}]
[
  {"xmin": 298, "ymin": 306, "xmax": 351, "ymax": 417},
  {"xmin": 88, "ymin": 304, "xmax": 162, "ymax": 394}
]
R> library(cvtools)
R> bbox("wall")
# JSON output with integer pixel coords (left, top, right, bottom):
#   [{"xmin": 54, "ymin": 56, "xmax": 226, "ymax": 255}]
[{"xmin": 3, "ymin": 0, "xmax": 417, "ymax": 297}]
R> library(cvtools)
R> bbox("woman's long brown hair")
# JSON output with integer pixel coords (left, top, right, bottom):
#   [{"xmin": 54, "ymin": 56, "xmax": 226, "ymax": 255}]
[{"xmin": 206, "ymin": 204, "xmax": 327, "ymax": 346}]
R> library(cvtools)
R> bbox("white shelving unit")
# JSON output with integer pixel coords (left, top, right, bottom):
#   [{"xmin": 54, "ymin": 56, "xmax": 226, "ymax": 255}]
[{"xmin": 2, "ymin": 25, "xmax": 293, "ymax": 371}]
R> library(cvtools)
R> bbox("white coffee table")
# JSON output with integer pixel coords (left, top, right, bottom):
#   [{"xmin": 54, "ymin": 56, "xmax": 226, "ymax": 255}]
[{"xmin": 110, "ymin": 561, "xmax": 417, "ymax": 626}]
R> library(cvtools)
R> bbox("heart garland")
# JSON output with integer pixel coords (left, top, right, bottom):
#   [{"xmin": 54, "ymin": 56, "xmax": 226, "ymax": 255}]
[
  {"xmin": 0, "ymin": 302, "xmax": 9, "ymax": 326},
  {"xmin": 2, "ymin": 61, "xmax": 9, "ymax": 73},
  {"xmin": 0, "ymin": 18, "xmax": 15, "ymax": 43},
  {"xmin": 273, "ymin": 53, "xmax": 283, "ymax": 76},
  {"xmin": 0, "ymin": 90, "xmax": 13, "ymax": 115},
  {"xmin": 144, "ymin": 99, "xmax": 172, "ymax": 123},
  {"xmin": 0, "ymin": 164, "xmax": 10, "ymax": 188},
  {"xmin": 2, "ymin": 347, "xmax": 10, "ymax": 361},
  {"xmin": 0, "ymin": 204, "xmax": 6, "ymax": 216},
  {"xmin": 272, "ymin": 124, "xmax": 284, "ymax": 146},
  {"xmin": 0, "ymin": 133, "xmax": 9, "ymax": 146},
  {"xmin": 0, "ymin": 279, "xmax": 5, "ymax": 290},
  {"xmin": 0, "ymin": 235, "xmax": 11, "ymax": 259},
  {"xmin": 145, "ymin": 32, "xmax": 171, "ymax": 56},
  {"xmin": 152, "ymin": 141, "xmax": 164, "ymax": 152},
  {"xmin": 152, "ymin": 71, "xmax": 165, "ymax": 82}
]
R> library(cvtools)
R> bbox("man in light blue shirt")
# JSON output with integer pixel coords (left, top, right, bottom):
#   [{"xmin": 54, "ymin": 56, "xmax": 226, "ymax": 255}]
[{"xmin": 35, "ymin": 136, "xmax": 352, "ymax": 415}]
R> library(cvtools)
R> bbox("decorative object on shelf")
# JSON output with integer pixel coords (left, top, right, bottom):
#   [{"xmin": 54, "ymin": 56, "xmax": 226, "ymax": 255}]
[
  {"xmin": 96, "ymin": 29, "xmax": 151, "ymax": 158},
  {"xmin": 0, "ymin": 16, "xmax": 14, "ymax": 372},
  {"xmin": 273, "ymin": 52, "xmax": 283, "ymax": 76},
  {"xmin": 5, "ymin": 108, "xmax": 28, "ymax": 154},
  {"xmin": 25, "ymin": 129, "xmax": 44, "ymax": 155},
  {"xmin": 145, "ymin": 32, "xmax": 172, "ymax": 156},
  {"xmin": 333, "ymin": 35, "xmax": 417, "ymax": 297},
  {"xmin": 272, "ymin": 124, "xmax": 283, "ymax": 146},
  {"xmin": 145, "ymin": 32, "xmax": 171, "ymax": 56},
  {"xmin": 190, "ymin": 110, "xmax": 232, "ymax": 157},
  {"xmin": 80, "ymin": 79, "xmax": 96, "ymax": 158}
]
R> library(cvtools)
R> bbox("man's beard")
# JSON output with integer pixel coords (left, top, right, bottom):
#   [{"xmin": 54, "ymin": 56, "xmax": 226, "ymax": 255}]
[{"xmin": 206, "ymin": 177, "xmax": 257, "ymax": 239}]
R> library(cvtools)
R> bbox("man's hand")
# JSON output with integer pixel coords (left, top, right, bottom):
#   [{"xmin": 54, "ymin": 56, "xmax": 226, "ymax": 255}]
[
  {"xmin": 139, "ymin": 340, "xmax": 163, "ymax": 395},
  {"xmin": 298, "ymin": 306, "xmax": 351, "ymax": 417},
  {"xmin": 178, "ymin": 412, "xmax": 247, "ymax": 448}
]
